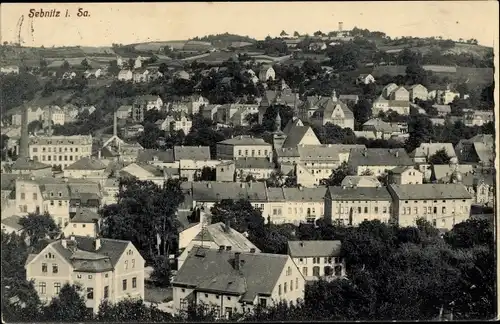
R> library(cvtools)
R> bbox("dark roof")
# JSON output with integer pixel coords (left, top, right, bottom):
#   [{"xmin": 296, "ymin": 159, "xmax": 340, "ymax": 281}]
[
  {"xmin": 218, "ymin": 136, "xmax": 271, "ymax": 146},
  {"xmin": 326, "ymin": 186, "xmax": 392, "ymax": 200},
  {"xmin": 1, "ymin": 174, "xmax": 31, "ymax": 191},
  {"xmin": 389, "ymin": 183, "xmax": 473, "ymax": 200},
  {"xmin": 172, "ymin": 247, "xmax": 288, "ymax": 301},
  {"xmin": 174, "ymin": 146, "xmax": 211, "ymax": 160},
  {"xmin": 70, "ymin": 208, "xmax": 101, "ymax": 223},
  {"xmin": 348, "ymin": 148, "xmax": 413, "ymax": 168},
  {"xmin": 283, "ymin": 187, "xmax": 327, "ymax": 202},
  {"xmin": 11, "ymin": 158, "xmax": 52, "ymax": 170},
  {"xmin": 44, "ymin": 236, "xmax": 134, "ymax": 272},
  {"xmin": 65, "ymin": 157, "xmax": 106, "ymax": 170},
  {"xmin": 192, "ymin": 181, "xmax": 268, "ymax": 202},
  {"xmin": 137, "ymin": 149, "xmax": 175, "ymax": 163},
  {"xmin": 288, "ymin": 240, "xmax": 341, "ymax": 257},
  {"xmin": 1, "ymin": 215, "xmax": 24, "ymax": 231},
  {"xmin": 192, "ymin": 222, "xmax": 260, "ymax": 252},
  {"xmin": 282, "ymin": 126, "xmax": 311, "ymax": 148}
]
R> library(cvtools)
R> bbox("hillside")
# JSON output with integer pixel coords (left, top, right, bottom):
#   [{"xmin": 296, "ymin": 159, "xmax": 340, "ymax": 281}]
[{"xmin": 190, "ymin": 33, "xmax": 257, "ymax": 49}]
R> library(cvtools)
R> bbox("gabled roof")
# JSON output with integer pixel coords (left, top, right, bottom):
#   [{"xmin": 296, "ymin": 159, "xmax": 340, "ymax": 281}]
[
  {"xmin": 389, "ymin": 183, "xmax": 473, "ymax": 200},
  {"xmin": 1, "ymin": 215, "xmax": 24, "ymax": 231},
  {"xmin": 411, "ymin": 143, "xmax": 457, "ymax": 159},
  {"xmin": 362, "ymin": 118, "xmax": 400, "ymax": 133},
  {"xmin": 340, "ymin": 175, "xmax": 381, "ymax": 187},
  {"xmin": 137, "ymin": 149, "xmax": 175, "ymax": 163},
  {"xmin": 218, "ymin": 136, "xmax": 270, "ymax": 146},
  {"xmin": 70, "ymin": 208, "xmax": 100, "ymax": 223},
  {"xmin": 173, "ymin": 247, "xmax": 287, "ymax": 302},
  {"xmin": 192, "ymin": 222, "xmax": 260, "ymax": 252},
  {"xmin": 282, "ymin": 187, "xmax": 327, "ymax": 202},
  {"xmin": 282, "ymin": 126, "xmax": 313, "ymax": 148},
  {"xmin": 288, "ymin": 240, "xmax": 341, "ymax": 258},
  {"xmin": 65, "ymin": 157, "xmax": 106, "ymax": 170},
  {"xmin": 191, "ymin": 181, "xmax": 268, "ymax": 202},
  {"xmin": 174, "ymin": 146, "xmax": 211, "ymax": 160},
  {"xmin": 11, "ymin": 158, "xmax": 51, "ymax": 171}
]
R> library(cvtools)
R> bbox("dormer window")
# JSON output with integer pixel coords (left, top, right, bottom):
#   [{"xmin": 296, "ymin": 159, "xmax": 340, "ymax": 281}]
[{"xmin": 58, "ymin": 192, "xmax": 62, "ymax": 197}]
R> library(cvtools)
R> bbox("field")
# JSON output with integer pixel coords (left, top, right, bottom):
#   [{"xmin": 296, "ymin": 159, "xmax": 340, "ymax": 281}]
[{"xmin": 133, "ymin": 41, "xmax": 187, "ymax": 52}]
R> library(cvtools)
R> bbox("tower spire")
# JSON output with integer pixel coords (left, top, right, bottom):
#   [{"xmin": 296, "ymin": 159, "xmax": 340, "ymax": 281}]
[{"xmin": 274, "ymin": 111, "xmax": 282, "ymax": 132}]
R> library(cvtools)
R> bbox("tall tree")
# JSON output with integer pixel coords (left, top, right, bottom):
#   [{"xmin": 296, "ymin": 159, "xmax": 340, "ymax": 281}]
[
  {"xmin": 42, "ymin": 283, "xmax": 90, "ymax": 321},
  {"xmin": 19, "ymin": 212, "xmax": 60, "ymax": 247}
]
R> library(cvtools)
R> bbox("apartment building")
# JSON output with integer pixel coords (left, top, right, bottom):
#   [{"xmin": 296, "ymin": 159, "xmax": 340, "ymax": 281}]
[
  {"xmin": 63, "ymin": 157, "xmax": 108, "ymax": 180},
  {"xmin": 42, "ymin": 106, "xmax": 66, "ymax": 126},
  {"xmin": 28, "ymin": 135, "xmax": 93, "ymax": 170},
  {"xmin": 348, "ymin": 148, "xmax": 414, "ymax": 176},
  {"xmin": 388, "ymin": 166, "xmax": 424, "ymax": 185},
  {"xmin": 172, "ymin": 247, "xmax": 305, "ymax": 318},
  {"xmin": 63, "ymin": 208, "xmax": 101, "ymax": 238},
  {"xmin": 288, "ymin": 240, "xmax": 345, "ymax": 281},
  {"xmin": 388, "ymin": 183, "xmax": 473, "ymax": 230},
  {"xmin": 324, "ymin": 186, "xmax": 393, "ymax": 226},
  {"xmin": 25, "ymin": 235, "xmax": 145, "ymax": 313},
  {"xmin": 410, "ymin": 142, "xmax": 457, "ymax": 164},
  {"xmin": 132, "ymin": 95, "xmax": 163, "ymax": 122},
  {"xmin": 216, "ymin": 136, "xmax": 273, "ymax": 160},
  {"xmin": 15, "ymin": 177, "xmax": 102, "ymax": 227}
]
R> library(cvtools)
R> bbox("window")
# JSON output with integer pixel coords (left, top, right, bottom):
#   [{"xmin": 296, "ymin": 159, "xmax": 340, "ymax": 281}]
[
  {"xmin": 225, "ymin": 307, "xmax": 233, "ymax": 319},
  {"xmin": 303, "ymin": 267, "xmax": 308, "ymax": 276},
  {"xmin": 88, "ymin": 275, "xmax": 92, "ymax": 279},
  {"xmin": 20, "ymin": 193, "xmax": 25, "ymax": 200},
  {"xmin": 259, "ymin": 298, "xmax": 267, "ymax": 307},
  {"xmin": 104, "ymin": 286, "xmax": 109, "ymax": 299},
  {"xmin": 42, "ymin": 263, "xmax": 48, "ymax": 273},
  {"xmin": 58, "ymin": 201, "xmax": 62, "ymax": 207},
  {"xmin": 105, "ymin": 273, "xmax": 108, "ymax": 278},
  {"xmin": 414, "ymin": 207, "xmax": 418, "ymax": 214},
  {"xmin": 284, "ymin": 282, "xmax": 287, "ymax": 293},
  {"xmin": 238, "ymin": 150, "xmax": 242, "ymax": 156},
  {"xmin": 296, "ymin": 277, "xmax": 299, "ymax": 289},
  {"xmin": 357, "ymin": 207, "xmax": 362, "ymax": 213},
  {"xmin": 39, "ymin": 282, "xmax": 46, "ymax": 294},
  {"xmin": 125, "ymin": 260, "xmax": 128, "ymax": 269},
  {"xmin": 132, "ymin": 277, "xmax": 137, "ymax": 288},
  {"xmin": 433, "ymin": 207, "xmax": 437, "ymax": 214},
  {"xmin": 290, "ymin": 280, "xmax": 293, "ymax": 291},
  {"xmin": 324, "ymin": 266, "xmax": 333, "ymax": 276},
  {"xmin": 77, "ymin": 274, "xmax": 82, "ymax": 279},
  {"xmin": 442, "ymin": 207, "xmax": 446, "ymax": 214},
  {"xmin": 364, "ymin": 207, "xmax": 368, "ymax": 213},
  {"xmin": 383, "ymin": 207, "xmax": 387, "ymax": 213},
  {"xmin": 334, "ymin": 265, "xmax": 342, "ymax": 277},
  {"xmin": 227, "ymin": 296, "xmax": 231, "ymax": 300},
  {"xmin": 132, "ymin": 259, "xmax": 135, "ymax": 268},
  {"xmin": 33, "ymin": 193, "xmax": 37, "ymax": 200},
  {"xmin": 52, "ymin": 264, "xmax": 58, "ymax": 274},
  {"xmin": 313, "ymin": 266, "xmax": 320, "ymax": 276},
  {"xmin": 278, "ymin": 284, "xmax": 282, "ymax": 295},
  {"xmin": 122, "ymin": 279, "xmax": 127, "ymax": 291},
  {"xmin": 87, "ymin": 288, "xmax": 94, "ymax": 300},
  {"xmin": 374, "ymin": 207, "xmax": 379, "ymax": 213},
  {"xmin": 50, "ymin": 200, "xmax": 54, "ymax": 206},
  {"xmin": 54, "ymin": 282, "xmax": 61, "ymax": 294}
]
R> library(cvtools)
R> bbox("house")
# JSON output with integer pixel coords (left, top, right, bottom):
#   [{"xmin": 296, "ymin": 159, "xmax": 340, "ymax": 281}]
[
  {"xmin": 463, "ymin": 110, "xmax": 494, "ymax": 127},
  {"xmin": 410, "ymin": 142, "xmax": 457, "ymax": 164},
  {"xmin": 388, "ymin": 183, "xmax": 473, "ymax": 230},
  {"xmin": 1, "ymin": 215, "xmax": 24, "ymax": 235},
  {"xmin": 340, "ymin": 175, "xmax": 381, "ymax": 188},
  {"xmin": 178, "ymin": 217, "xmax": 261, "ymax": 269},
  {"xmin": 117, "ymin": 69, "xmax": 133, "ymax": 81},
  {"xmin": 433, "ymin": 104, "xmax": 451, "ymax": 117},
  {"xmin": 388, "ymin": 166, "xmax": 423, "ymax": 185},
  {"xmin": 1, "ymin": 65, "xmax": 20, "ymax": 74},
  {"xmin": 428, "ymin": 89, "xmax": 460, "ymax": 105},
  {"xmin": 9, "ymin": 158, "xmax": 53, "ymax": 177},
  {"xmin": 42, "ymin": 105, "xmax": 65, "ymax": 126},
  {"xmin": 132, "ymin": 69, "xmax": 150, "ymax": 83},
  {"xmin": 15, "ymin": 177, "xmax": 102, "ymax": 225},
  {"xmin": 116, "ymin": 105, "xmax": 132, "ymax": 119},
  {"xmin": 408, "ymin": 84, "xmax": 428, "ymax": 102},
  {"xmin": 309, "ymin": 42, "xmax": 327, "ymax": 51},
  {"xmin": 63, "ymin": 157, "xmax": 108, "ymax": 180},
  {"xmin": 11, "ymin": 106, "xmax": 44, "ymax": 126},
  {"xmin": 25, "ymin": 235, "xmax": 145, "ymax": 313},
  {"xmin": 324, "ymin": 186, "xmax": 393, "ymax": 226},
  {"xmin": 309, "ymin": 92, "xmax": 354, "ymax": 129},
  {"xmin": 360, "ymin": 118, "xmax": 401, "ymax": 139},
  {"xmin": 348, "ymin": 148, "xmax": 414, "ymax": 176},
  {"xmin": 389, "ymin": 86, "xmax": 410, "ymax": 101},
  {"xmin": 455, "ymin": 134, "xmax": 494, "ymax": 167},
  {"xmin": 288, "ymin": 240, "xmax": 345, "ymax": 281},
  {"xmin": 189, "ymin": 181, "xmax": 268, "ymax": 213},
  {"xmin": 218, "ymin": 103, "xmax": 259, "ymax": 127},
  {"xmin": 338, "ymin": 94, "xmax": 359, "ymax": 105},
  {"xmin": 119, "ymin": 162, "xmax": 166, "ymax": 187},
  {"xmin": 258, "ymin": 65, "xmax": 275, "ymax": 82},
  {"xmin": 371, "ymin": 97, "xmax": 410, "ymax": 115},
  {"xmin": 356, "ymin": 74, "xmax": 375, "ymax": 85},
  {"xmin": 174, "ymin": 70, "xmax": 190, "ymax": 80},
  {"xmin": 28, "ymin": 134, "xmax": 93, "ymax": 170},
  {"xmin": 63, "ymin": 208, "xmax": 101, "ymax": 238},
  {"xmin": 171, "ymin": 247, "xmax": 305, "ymax": 318},
  {"xmin": 160, "ymin": 113, "xmax": 193, "ymax": 135},
  {"xmin": 232, "ymin": 158, "xmax": 275, "ymax": 182},
  {"xmin": 132, "ymin": 95, "xmax": 163, "ymax": 122},
  {"xmin": 62, "ymin": 71, "xmax": 77, "ymax": 80},
  {"xmin": 134, "ymin": 56, "xmax": 143, "ymax": 69},
  {"xmin": 216, "ymin": 136, "xmax": 273, "ymax": 160}
]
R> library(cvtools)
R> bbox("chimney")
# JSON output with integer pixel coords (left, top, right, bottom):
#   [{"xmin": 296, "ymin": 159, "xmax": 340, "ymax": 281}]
[
  {"xmin": 94, "ymin": 237, "xmax": 101, "ymax": 251},
  {"xmin": 113, "ymin": 110, "xmax": 118, "ymax": 137},
  {"xmin": 219, "ymin": 245, "xmax": 225, "ymax": 252},
  {"xmin": 19, "ymin": 105, "xmax": 29, "ymax": 159},
  {"xmin": 395, "ymin": 151, "xmax": 399, "ymax": 157},
  {"xmin": 92, "ymin": 218, "xmax": 100, "ymax": 238},
  {"xmin": 234, "ymin": 252, "xmax": 241, "ymax": 270},
  {"xmin": 61, "ymin": 239, "xmax": 68, "ymax": 249}
]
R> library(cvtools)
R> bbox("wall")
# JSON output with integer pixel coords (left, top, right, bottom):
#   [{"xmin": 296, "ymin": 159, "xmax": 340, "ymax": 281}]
[
  {"xmin": 326, "ymin": 199, "xmax": 392, "ymax": 226},
  {"xmin": 292, "ymin": 256, "xmax": 346, "ymax": 280},
  {"xmin": 63, "ymin": 222, "xmax": 97, "ymax": 238},
  {"xmin": 270, "ymin": 257, "xmax": 305, "ymax": 307}
]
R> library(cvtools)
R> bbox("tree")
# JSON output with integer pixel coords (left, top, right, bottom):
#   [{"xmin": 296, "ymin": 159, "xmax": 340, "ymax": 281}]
[
  {"xmin": 323, "ymin": 161, "xmax": 351, "ymax": 186},
  {"xmin": 108, "ymin": 60, "xmax": 120, "ymax": 76},
  {"xmin": 428, "ymin": 148, "xmax": 451, "ymax": 165},
  {"xmin": 19, "ymin": 212, "xmax": 60, "ymax": 247},
  {"xmin": 353, "ymin": 99, "xmax": 373, "ymax": 127},
  {"xmin": 405, "ymin": 62, "xmax": 427, "ymax": 85},
  {"xmin": 444, "ymin": 219, "xmax": 493, "ymax": 249},
  {"xmin": 42, "ymin": 283, "xmax": 90, "ymax": 321},
  {"xmin": 81, "ymin": 58, "xmax": 90, "ymax": 70},
  {"xmin": 267, "ymin": 170, "xmax": 285, "ymax": 187},
  {"xmin": 150, "ymin": 255, "xmax": 172, "ymax": 287},
  {"xmin": 210, "ymin": 199, "xmax": 265, "ymax": 236},
  {"xmin": 280, "ymin": 30, "xmax": 288, "ymax": 37},
  {"xmin": 294, "ymin": 31, "xmax": 301, "ymax": 37},
  {"xmin": 405, "ymin": 114, "xmax": 434, "ymax": 153},
  {"xmin": 97, "ymin": 299, "xmax": 173, "ymax": 322}
]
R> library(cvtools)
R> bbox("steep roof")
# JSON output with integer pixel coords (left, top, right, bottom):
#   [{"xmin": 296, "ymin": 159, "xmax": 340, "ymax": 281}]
[
  {"xmin": 362, "ymin": 118, "xmax": 400, "ymax": 133},
  {"xmin": 326, "ymin": 186, "xmax": 392, "ymax": 200},
  {"xmin": 191, "ymin": 181, "xmax": 268, "ymax": 202},
  {"xmin": 288, "ymin": 240, "xmax": 341, "ymax": 257},
  {"xmin": 340, "ymin": 175, "xmax": 381, "ymax": 187},
  {"xmin": 65, "ymin": 157, "xmax": 106, "ymax": 170},
  {"xmin": 298, "ymin": 144, "xmax": 365, "ymax": 162},
  {"xmin": 389, "ymin": 183, "xmax": 473, "ymax": 200},
  {"xmin": 348, "ymin": 148, "xmax": 413, "ymax": 168},
  {"xmin": 173, "ymin": 247, "xmax": 288, "ymax": 302},
  {"xmin": 411, "ymin": 143, "xmax": 457, "ymax": 159},
  {"xmin": 11, "ymin": 158, "xmax": 52, "ymax": 171},
  {"xmin": 192, "ymin": 222, "xmax": 260, "ymax": 252},
  {"xmin": 1, "ymin": 215, "xmax": 24, "ymax": 231},
  {"xmin": 137, "ymin": 149, "xmax": 175, "ymax": 163},
  {"xmin": 433, "ymin": 164, "xmax": 474, "ymax": 181},
  {"xmin": 70, "ymin": 208, "xmax": 101, "ymax": 223},
  {"xmin": 282, "ymin": 126, "xmax": 312, "ymax": 148}
]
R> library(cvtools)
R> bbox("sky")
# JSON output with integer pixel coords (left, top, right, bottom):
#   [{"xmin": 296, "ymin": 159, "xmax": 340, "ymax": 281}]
[{"xmin": 0, "ymin": 2, "xmax": 498, "ymax": 48}]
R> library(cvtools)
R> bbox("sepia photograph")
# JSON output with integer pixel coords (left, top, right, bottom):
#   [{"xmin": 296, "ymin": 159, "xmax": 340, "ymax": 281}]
[{"xmin": 0, "ymin": 1, "xmax": 498, "ymax": 322}]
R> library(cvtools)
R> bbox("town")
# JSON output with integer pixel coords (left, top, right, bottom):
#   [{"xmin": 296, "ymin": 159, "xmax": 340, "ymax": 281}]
[{"xmin": 0, "ymin": 14, "xmax": 496, "ymax": 323}]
